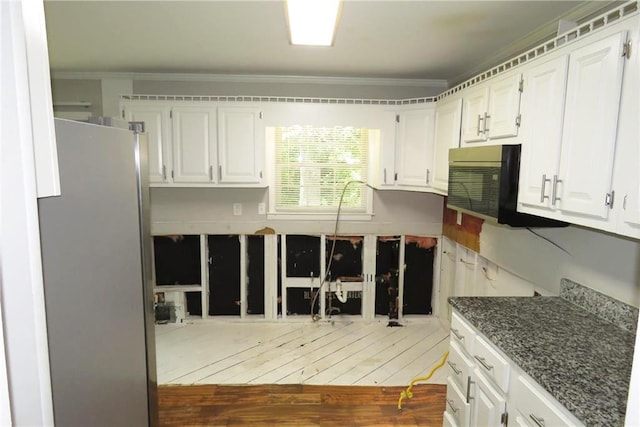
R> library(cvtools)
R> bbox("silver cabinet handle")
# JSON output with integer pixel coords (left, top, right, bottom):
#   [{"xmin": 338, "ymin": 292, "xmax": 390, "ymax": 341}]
[
  {"xmin": 209, "ymin": 165, "xmax": 213, "ymax": 181},
  {"xmin": 474, "ymin": 355, "xmax": 494, "ymax": 371},
  {"xmin": 551, "ymin": 175, "xmax": 562, "ymax": 206},
  {"xmin": 483, "ymin": 112, "xmax": 491, "ymax": 133},
  {"xmin": 459, "ymin": 258, "xmax": 476, "ymax": 267},
  {"xmin": 447, "ymin": 360, "xmax": 461, "ymax": 375},
  {"xmin": 451, "ymin": 328, "xmax": 464, "ymax": 341},
  {"xmin": 540, "ymin": 174, "xmax": 550, "ymax": 203},
  {"xmin": 476, "ymin": 114, "xmax": 483, "ymax": 136},
  {"xmin": 446, "ymin": 399, "xmax": 459, "ymax": 413},
  {"xmin": 162, "ymin": 165, "xmax": 167, "ymax": 181},
  {"xmin": 529, "ymin": 414, "xmax": 545, "ymax": 427},
  {"xmin": 466, "ymin": 376, "xmax": 474, "ymax": 404},
  {"xmin": 426, "ymin": 169, "xmax": 430, "ymax": 185},
  {"xmin": 383, "ymin": 168, "xmax": 387, "ymax": 184}
]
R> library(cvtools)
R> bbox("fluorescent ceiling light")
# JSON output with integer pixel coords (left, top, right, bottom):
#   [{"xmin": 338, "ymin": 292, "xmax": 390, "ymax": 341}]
[{"xmin": 286, "ymin": 0, "xmax": 341, "ymax": 46}]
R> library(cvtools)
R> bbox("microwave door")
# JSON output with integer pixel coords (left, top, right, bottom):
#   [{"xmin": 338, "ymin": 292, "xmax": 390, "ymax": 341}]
[{"xmin": 447, "ymin": 165, "xmax": 501, "ymax": 220}]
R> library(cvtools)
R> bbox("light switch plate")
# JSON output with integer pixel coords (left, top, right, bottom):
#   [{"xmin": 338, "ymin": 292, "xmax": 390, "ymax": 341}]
[
  {"xmin": 233, "ymin": 203, "xmax": 242, "ymax": 216},
  {"xmin": 456, "ymin": 211, "xmax": 463, "ymax": 225},
  {"xmin": 258, "ymin": 202, "xmax": 266, "ymax": 215}
]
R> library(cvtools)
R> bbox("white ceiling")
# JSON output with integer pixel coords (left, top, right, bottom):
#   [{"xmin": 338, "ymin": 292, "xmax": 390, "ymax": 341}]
[{"xmin": 43, "ymin": 1, "xmax": 618, "ymax": 85}]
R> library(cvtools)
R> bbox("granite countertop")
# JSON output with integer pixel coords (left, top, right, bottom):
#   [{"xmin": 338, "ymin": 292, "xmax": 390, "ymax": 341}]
[{"xmin": 449, "ymin": 296, "xmax": 636, "ymax": 427}]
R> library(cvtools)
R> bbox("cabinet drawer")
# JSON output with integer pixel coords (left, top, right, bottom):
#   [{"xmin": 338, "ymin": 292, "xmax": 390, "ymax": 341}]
[
  {"xmin": 446, "ymin": 376, "xmax": 471, "ymax": 427},
  {"xmin": 513, "ymin": 375, "xmax": 579, "ymax": 427},
  {"xmin": 443, "ymin": 410, "xmax": 458, "ymax": 427},
  {"xmin": 472, "ymin": 335, "xmax": 510, "ymax": 393},
  {"xmin": 451, "ymin": 311, "xmax": 476, "ymax": 354},
  {"xmin": 447, "ymin": 340, "xmax": 474, "ymax": 391}
]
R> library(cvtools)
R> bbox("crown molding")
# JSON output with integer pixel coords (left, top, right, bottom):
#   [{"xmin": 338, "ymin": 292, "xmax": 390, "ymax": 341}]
[{"xmin": 51, "ymin": 71, "xmax": 448, "ymax": 88}]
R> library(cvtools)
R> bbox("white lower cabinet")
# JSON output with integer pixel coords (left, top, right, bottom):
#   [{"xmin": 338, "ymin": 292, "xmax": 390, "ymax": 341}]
[
  {"xmin": 512, "ymin": 375, "xmax": 578, "ymax": 427},
  {"xmin": 445, "ymin": 310, "xmax": 584, "ymax": 427},
  {"xmin": 471, "ymin": 367, "xmax": 507, "ymax": 427},
  {"xmin": 446, "ymin": 376, "xmax": 471, "ymax": 427}
]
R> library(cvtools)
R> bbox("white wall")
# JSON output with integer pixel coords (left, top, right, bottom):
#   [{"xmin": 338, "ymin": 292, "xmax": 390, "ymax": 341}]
[
  {"xmin": 50, "ymin": 78, "xmax": 102, "ymax": 117},
  {"xmin": 480, "ymin": 223, "xmax": 640, "ymax": 307},
  {"xmin": 150, "ymin": 187, "xmax": 444, "ymax": 237}
]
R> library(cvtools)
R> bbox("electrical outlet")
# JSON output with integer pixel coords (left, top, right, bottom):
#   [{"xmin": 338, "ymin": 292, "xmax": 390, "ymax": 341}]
[
  {"xmin": 258, "ymin": 202, "xmax": 266, "ymax": 215},
  {"xmin": 456, "ymin": 211, "xmax": 463, "ymax": 225},
  {"xmin": 233, "ymin": 203, "xmax": 242, "ymax": 216}
]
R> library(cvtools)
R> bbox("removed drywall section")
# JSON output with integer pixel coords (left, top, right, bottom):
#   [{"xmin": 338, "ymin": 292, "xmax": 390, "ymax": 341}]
[
  {"xmin": 208, "ymin": 235, "xmax": 241, "ymax": 316},
  {"xmin": 153, "ymin": 235, "xmax": 201, "ymax": 286},
  {"xmin": 480, "ymin": 223, "xmax": 640, "ymax": 307},
  {"xmin": 285, "ymin": 235, "xmax": 321, "ymax": 278},
  {"xmin": 403, "ymin": 237, "xmax": 435, "ymax": 315},
  {"xmin": 247, "ymin": 235, "xmax": 265, "ymax": 315},
  {"xmin": 375, "ymin": 236, "xmax": 400, "ymax": 317}
]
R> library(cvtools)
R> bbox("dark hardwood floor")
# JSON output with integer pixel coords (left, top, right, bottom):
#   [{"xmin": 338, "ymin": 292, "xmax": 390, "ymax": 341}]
[{"xmin": 158, "ymin": 384, "xmax": 446, "ymax": 426}]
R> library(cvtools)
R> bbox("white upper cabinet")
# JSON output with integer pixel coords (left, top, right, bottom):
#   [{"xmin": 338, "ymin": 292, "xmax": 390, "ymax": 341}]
[
  {"xmin": 518, "ymin": 30, "xmax": 628, "ymax": 230},
  {"xmin": 217, "ymin": 107, "xmax": 264, "ymax": 184},
  {"xmin": 461, "ymin": 73, "xmax": 522, "ymax": 145},
  {"xmin": 123, "ymin": 103, "xmax": 172, "ymax": 184},
  {"xmin": 518, "ymin": 55, "xmax": 569, "ymax": 212},
  {"xmin": 432, "ymin": 98, "xmax": 463, "ymax": 193},
  {"xmin": 171, "ymin": 106, "xmax": 217, "ymax": 184},
  {"xmin": 461, "ymin": 86, "xmax": 489, "ymax": 144},
  {"xmin": 395, "ymin": 106, "xmax": 436, "ymax": 188},
  {"xmin": 120, "ymin": 100, "xmax": 266, "ymax": 187},
  {"xmin": 612, "ymin": 21, "xmax": 640, "ymax": 239},
  {"xmin": 557, "ymin": 31, "xmax": 626, "ymax": 220}
]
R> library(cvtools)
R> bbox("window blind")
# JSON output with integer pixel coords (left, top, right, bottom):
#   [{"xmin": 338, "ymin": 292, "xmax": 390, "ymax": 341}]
[{"xmin": 274, "ymin": 125, "xmax": 370, "ymax": 212}]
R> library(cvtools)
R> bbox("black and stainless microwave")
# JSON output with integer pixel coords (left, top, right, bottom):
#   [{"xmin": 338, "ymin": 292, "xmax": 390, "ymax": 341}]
[{"xmin": 447, "ymin": 144, "xmax": 567, "ymax": 227}]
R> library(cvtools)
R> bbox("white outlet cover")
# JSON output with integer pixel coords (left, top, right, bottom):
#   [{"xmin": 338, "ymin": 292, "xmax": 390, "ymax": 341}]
[
  {"xmin": 258, "ymin": 202, "xmax": 266, "ymax": 215},
  {"xmin": 233, "ymin": 203, "xmax": 242, "ymax": 216}
]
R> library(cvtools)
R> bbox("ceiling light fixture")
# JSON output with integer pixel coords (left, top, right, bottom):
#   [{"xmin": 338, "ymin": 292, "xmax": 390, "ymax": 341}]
[{"xmin": 285, "ymin": 0, "xmax": 342, "ymax": 46}]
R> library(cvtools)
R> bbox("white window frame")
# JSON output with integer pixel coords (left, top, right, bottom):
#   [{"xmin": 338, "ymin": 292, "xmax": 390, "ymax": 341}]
[{"xmin": 264, "ymin": 103, "xmax": 385, "ymax": 221}]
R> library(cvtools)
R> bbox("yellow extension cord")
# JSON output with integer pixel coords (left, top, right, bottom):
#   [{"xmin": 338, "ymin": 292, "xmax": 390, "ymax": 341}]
[{"xmin": 397, "ymin": 351, "xmax": 449, "ymax": 411}]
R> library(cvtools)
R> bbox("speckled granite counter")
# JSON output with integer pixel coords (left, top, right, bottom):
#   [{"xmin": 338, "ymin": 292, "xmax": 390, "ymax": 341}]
[{"xmin": 449, "ymin": 296, "xmax": 636, "ymax": 427}]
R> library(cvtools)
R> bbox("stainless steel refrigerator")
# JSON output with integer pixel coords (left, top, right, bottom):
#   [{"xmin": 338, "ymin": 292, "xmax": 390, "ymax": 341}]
[{"xmin": 38, "ymin": 118, "xmax": 158, "ymax": 426}]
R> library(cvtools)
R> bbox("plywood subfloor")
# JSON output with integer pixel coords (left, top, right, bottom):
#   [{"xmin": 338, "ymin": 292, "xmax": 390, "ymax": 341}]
[
  {"xmin": 155, "ymin": 317, "xmax": 450, "ymax": 387},
  {"xmin": 158, "ymin": 383, "xmax": 447, "ymax": 427}
]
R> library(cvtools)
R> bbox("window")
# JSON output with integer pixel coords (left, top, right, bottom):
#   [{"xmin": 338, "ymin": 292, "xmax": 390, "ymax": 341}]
[{"xmin": 270, "ymin": 125, "xmax": 376, "ymax": 215}]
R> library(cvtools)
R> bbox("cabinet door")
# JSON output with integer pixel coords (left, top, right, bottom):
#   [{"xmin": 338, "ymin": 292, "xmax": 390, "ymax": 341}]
[
  {"xmin": 124, "ymin": 103, "xmax": 172, "ymax": 184},
  {"xmin": 619, "ymin": 131, "xmax": 640, "ymax": 237},
  {"xmin": 486, "ymin": 73, "xmax": 522, "ymax": 140},
  {"xmin": 395, "ymin": 107, "xmax": 435, "ymax": 187},
  {"xmin": 171, "ymin": 106, "xmax": 217, "ymax": 184},
  {"xmin": 374, "ymin": 111, "xmax": 398, "ymax": 188},
  {"xmin": 557, "ymin": 32, "xmax": 626, "ymax": 219},
  {"xmin": 518, "ymin": 56, "xmax": 569, "ymax": 211},
  {"xmin": 217, "ymin": 107, "xmax": 264, "ymax": 184},
  {"xmin": 470, "ymin": 368, "xmax": 507, "ymax": 427},
  {"xmin": 461, "ymin": 86, "xmax": 489, "ymax": 144},
  {"xmin": 613, "ymin": 27, "xmax": 640, "ymax": 238},
  {"xmin": 446, "ymin": 376, "xmax": 471, "ymax": 427},
  {"xmin": 433, "ymin": 98, "xmax": 462, "ymax": 192}
]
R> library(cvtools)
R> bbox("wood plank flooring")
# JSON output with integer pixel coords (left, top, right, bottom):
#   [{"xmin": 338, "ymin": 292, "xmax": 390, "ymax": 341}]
[
  {"xmin": 158, "ymin": 383, "xmax": 447, "ymax": 427},
  {"xmin": 155, "ymin": 317, "xmax": 450, "ymax": 387}
]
